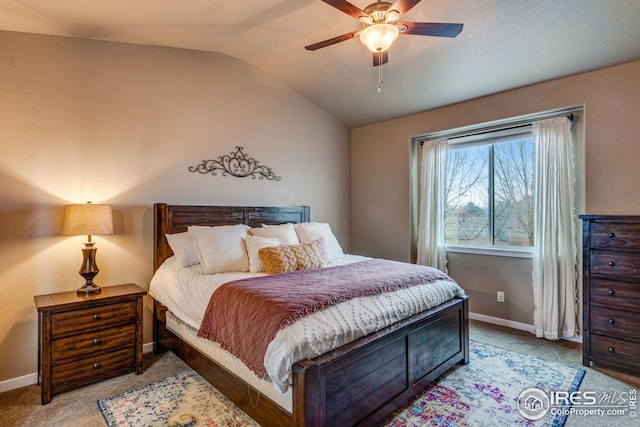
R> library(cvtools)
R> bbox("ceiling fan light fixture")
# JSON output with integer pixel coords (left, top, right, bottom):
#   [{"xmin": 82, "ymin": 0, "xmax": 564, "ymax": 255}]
[{"xmin": 360, "ymin": 23, "xmax": 399, "ymax": 52}]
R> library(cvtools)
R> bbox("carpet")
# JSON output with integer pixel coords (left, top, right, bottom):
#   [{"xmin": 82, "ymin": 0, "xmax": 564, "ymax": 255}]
[{"xmin": 98, "ymin": 340, "xmax": 585, "ymax": 427}]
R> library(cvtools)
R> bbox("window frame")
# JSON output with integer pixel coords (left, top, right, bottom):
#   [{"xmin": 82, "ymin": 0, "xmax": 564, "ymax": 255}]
[
  {"xmin": 444, "ymin": 126, "xmax": 534, "ymax": 255},
  {"xmin": 411, "ymin": 106, "xmax": 584, "ymax": 261}
]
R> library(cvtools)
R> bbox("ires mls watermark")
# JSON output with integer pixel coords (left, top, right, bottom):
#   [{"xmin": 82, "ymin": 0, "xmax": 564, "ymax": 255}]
[{"xmin": 517, "ymin": 387, "xmax": 637, "ymax": 421}]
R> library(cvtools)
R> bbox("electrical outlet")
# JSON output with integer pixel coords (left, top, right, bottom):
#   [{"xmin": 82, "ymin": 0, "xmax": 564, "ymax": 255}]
[{"xmin": 497, "ymin": 291, "xmax": 505, "ymax": 302}]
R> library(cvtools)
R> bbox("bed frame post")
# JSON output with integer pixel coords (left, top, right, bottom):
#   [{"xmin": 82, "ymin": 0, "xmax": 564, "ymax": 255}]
[
  {"xmin": 462, "ymin": 295, "xmax": 470, "ymax": 364},
  {"xmin": 154, "ymin": 203, "xmax": 169, "ymax": 272},
  {"xmin": 153, "ymin": 299, "xmax": 171, "ymax": 354},
  {"xmin": 292, "ymin": 360, "xmax": 325, "ymax": 427}
]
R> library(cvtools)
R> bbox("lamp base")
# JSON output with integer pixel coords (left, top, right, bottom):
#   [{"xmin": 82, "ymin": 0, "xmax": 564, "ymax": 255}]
[
  {"xmin": 77, "ymin": 243, "xmax": 102, "ymax": 296},
  {"xmin": 77, "ymin": 283, "xmax": 102, "ymax": 296}
]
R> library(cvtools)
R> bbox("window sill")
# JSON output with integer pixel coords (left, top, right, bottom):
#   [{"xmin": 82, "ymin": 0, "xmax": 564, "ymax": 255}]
[{"xmin": 445, "ymin": 245, "xmax": 533, "ymax": 259}]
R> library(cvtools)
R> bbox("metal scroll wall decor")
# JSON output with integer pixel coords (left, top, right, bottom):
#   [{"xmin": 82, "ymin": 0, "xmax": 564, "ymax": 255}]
[{"xmin": 189, "ymin": 146, "xmax": 281, "ymax": 181}]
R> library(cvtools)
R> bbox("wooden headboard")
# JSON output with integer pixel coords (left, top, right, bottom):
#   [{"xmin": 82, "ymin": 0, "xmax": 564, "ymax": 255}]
[{"xmin": 153, "ymin": 203, "xmax": 310, "ymax": 271}]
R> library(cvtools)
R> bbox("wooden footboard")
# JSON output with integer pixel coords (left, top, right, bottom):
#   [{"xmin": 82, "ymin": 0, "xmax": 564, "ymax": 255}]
[
  {"xmin": 154, "ymin": 295, "xmax": 469, "ymax": 427},
  {"xmin": 292, "ymin": 295, "xmax": 468, "ymax": 427}
]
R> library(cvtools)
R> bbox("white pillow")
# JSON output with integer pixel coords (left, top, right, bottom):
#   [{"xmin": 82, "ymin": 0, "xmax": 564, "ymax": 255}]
[
  {"xmin": 244, "ymin": 235, "xmax": 280, "ymax": 273},
  {"xmin": 249, "ymin": 223, "xmax": 299, "ymax": 244},
  {"xmin": 189, "ymin": 224, "xmax": 250, "ymax": 274},
  {"xmin": 295, "ymin": 222, "xmax": 344, "ymax": 261},
  {"xmin": 165, "ymin": 232, "xmax": 200, "ymax": 267}
]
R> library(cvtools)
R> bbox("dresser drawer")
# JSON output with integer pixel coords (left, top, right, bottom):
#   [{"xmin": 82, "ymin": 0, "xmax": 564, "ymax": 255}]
[
  {"xmin": 590, "ymin": 334, "xmax": 640, "ymax": 373},
  {"xmin": 51, "ymin": 324, "xmax": 136, "ymax": 362},
  {"xmin": 51, "ymin": 301, "xmax": 137, "ymax": 336},
  {"xmin": 590, "ymin": 278, "xmax": 640, "ymax": 310},
  {"xmin": 51, "ymin": 346, "xmax": 136, "ymax": 394},
  {"xmin": 590, "ymin": 307, "xmax": 640, "ymax": 340},
  {"xmin": 590, "ymin": 222, "xmax": 640, "ymax": 249},
  {"xmin": 590, "ymin": 251, "xmax": 640, "ymax": 279}
]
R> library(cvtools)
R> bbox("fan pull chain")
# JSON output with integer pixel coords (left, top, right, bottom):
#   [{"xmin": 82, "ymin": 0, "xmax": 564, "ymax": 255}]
[{"xmin": 378, "ymin": 51, "xmax": 384, "ymax": 92}]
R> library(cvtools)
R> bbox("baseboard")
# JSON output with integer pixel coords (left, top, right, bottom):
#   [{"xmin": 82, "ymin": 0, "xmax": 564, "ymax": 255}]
[
  {"xmin": 0, "ymin": 342, "xmax": 157, "ymax": 394},
  {"xmin": 469, "ymin": 312, "xmax": 535, "ymax": 332},
  {"xmin": 0, "ymin": 372, "xmax": 38, "ymax": 394},
  {"xmin": 469, "ymin": 312, "xmax": 582, "ymax": 343}
]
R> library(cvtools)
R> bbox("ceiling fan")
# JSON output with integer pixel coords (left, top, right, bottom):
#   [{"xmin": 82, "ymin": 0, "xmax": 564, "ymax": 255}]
[{"xmin": 305, "ymin": 0, "xmax": 463, "ymax": 70}]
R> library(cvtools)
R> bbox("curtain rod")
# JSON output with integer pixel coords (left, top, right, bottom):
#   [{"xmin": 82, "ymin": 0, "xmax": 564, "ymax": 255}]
[{"xmin": 417, "ymin": 106, "xmax": 582, "ymax": 145}]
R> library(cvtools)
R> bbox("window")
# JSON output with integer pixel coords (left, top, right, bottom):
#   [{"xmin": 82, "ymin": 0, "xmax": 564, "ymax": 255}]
[{"xmin": 445, "ymin": 126, "xmax": 534, "ymax": 249}]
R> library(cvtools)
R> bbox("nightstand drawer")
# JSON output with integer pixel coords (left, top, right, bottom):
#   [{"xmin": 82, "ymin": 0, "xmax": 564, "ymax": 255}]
[
  {"xmin": 590, "ymin": 222, "xmax": 640, "ymax": 249},
  {"xmin": 590, "ymin": 251, "xmax": 640, "ymax": 279},
  {"xmin": 51, "ymin": 347, "xmax": 136, "ymax": 394},
  {"xmin": 590, "ymin": 307, "xmax": 640, "ymax": 340},
  {"xmin": 590, "ymin": 334, "xmax": 640, "ymax": 373},
  {"xmin": 51, "ymin": 301, "xmax": 137, "ymax": 336},
  {"xmin": 590, "ymin": 278, "xmax": 640, "ymax": 310},
  {"xmin": 51, "ymin": 324, "xmax": 136, "ymax": 361}
]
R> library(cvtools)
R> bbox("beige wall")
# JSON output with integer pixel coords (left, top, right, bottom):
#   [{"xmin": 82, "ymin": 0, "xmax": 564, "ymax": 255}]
[
  {"xmin": 351, "ymin": 59, "xmax": 640, "ymax": 325},
  {"xmin": 0, "ymin": 30, "xmax": 351, "ymax": 384}
]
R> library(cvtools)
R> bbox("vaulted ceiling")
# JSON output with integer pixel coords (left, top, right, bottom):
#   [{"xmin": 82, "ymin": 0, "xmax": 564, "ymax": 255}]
[{"xmin": 2, "ymin": 0, "xmax": 640, "ymax": 127}]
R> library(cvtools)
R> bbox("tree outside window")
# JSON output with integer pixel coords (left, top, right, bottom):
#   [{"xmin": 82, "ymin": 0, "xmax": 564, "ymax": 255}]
[{"xmin": 445, "ymin": 134, "xmax": 534, "ymax": 248}]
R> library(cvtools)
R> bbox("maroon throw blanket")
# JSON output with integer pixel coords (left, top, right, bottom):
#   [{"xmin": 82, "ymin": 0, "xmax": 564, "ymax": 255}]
[{"xmin": 197, "ymin": 259, "xmax": 454, "ymax": 378}]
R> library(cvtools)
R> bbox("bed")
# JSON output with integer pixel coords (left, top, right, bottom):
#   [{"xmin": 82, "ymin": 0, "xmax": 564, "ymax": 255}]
[{"xmin": 151, "ymin": 203, "xmax": 469, "ymax": 427}]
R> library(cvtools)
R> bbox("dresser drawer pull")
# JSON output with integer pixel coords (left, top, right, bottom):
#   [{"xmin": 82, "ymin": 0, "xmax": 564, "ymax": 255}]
[
  {"xmin": 93, "ymin": 362, "xmax": 101, "ymax": 369},
  {"xmin": 608, "ymin": 290, "xmax": 616, "ymax": 296},
  {"xmin": 93, "ymin": 338, "xmax": 102, "ymax": 345},
  {"xmin": 608, "ymin": 318, "xmax": 615, "ymax": 324},
  {"xmin": 608, "ymin": 261, "xmax": 616, "ymax": 267},
  {"xmin": 608, "ymin": 347, "xmax": 615, "ymax": 353},
  {"xmin": 608, "ymin": 232, "xmax": 616, "ymax": 238},
  {"xmin": 93, "ymin": 314, "xmax": 101, "ymax": 320}
]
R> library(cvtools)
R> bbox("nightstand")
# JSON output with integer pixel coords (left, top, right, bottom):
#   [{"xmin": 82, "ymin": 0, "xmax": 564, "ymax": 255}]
[{"xmin": 34, "ymin": 283, "xmax": 146, "ymax": 404}]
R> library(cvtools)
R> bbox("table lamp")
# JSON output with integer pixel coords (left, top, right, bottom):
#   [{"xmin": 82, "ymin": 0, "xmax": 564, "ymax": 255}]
[{"xmin": 62, "ymin": 202, "xmax": 113, "ymax": 295}]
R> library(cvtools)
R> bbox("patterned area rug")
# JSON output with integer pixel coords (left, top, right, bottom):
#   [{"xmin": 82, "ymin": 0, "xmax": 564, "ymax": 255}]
[
  {"xmin": 381, "ymin": 340, "xmax": 585, "ymax": 427},
  {"xmin": 98, "ymin": 370, "xmax": 258, "ymax": 427},
  {"xmin": 98, "ymin": 340, "xmax": 584, "ymax": 427}
]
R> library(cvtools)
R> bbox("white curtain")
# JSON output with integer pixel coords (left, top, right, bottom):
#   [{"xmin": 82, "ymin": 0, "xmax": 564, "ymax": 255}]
[
  {"xmin": 532, "ymin": 117, "xmax": 578, "ymax": 340},
  {"xmin": 417, "ymin": 138, "xmax": 448, "ymax": 273}
]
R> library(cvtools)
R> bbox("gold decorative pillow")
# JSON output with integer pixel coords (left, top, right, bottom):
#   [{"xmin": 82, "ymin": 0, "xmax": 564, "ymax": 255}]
[{"xmin": 258, "ymin": 241, "xmax": 326, "ymax": 274}]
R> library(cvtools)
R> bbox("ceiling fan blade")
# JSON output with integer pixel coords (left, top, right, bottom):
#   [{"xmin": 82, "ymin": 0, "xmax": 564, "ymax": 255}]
[
  {"xmin": 398, "ymin": 22, "xmax": 463, "ymax": 38},
  {"xmin": 305, "ymin": 30, "xmax": 360, "ymax": 51},
  {"xmin": 387, "ymin": 0, "xmax": 422, "ymax": 18},
  {"xmin": 373, "ymin": 51, "xmax": 389, "ymax": 67},
  {"xmin": 321, "ymin": 0, "xmax": 369, "ymax": 20}
]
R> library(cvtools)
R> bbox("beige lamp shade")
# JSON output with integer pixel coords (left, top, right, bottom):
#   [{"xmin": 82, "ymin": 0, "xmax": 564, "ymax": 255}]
[{"xmin": 62, "ymin": 203, "xmax": 114, "ymax": 238}]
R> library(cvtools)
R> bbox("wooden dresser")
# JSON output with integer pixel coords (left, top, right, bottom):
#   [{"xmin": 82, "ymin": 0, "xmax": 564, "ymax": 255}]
[
  {"xmin": 34, "ymin": 283, "xmax": 146, "ymax": 404},
  {"xmin": 580, "ymin": 215, "xmax": 640, "ymax": 375}
]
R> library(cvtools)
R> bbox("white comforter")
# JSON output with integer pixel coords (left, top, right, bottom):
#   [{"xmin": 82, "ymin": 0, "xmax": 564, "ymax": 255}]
[{"xmin": 149, "ymin": 255, "xmax": 464, "ymax": 393}]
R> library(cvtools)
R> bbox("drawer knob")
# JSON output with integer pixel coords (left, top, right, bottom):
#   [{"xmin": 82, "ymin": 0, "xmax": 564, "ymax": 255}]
[
  {"xmin": 93, "ymin": 314, "xmax": 101, "ymax": 320},
  {"xmin": 608, "ymin": 346, "xmax": 615, "ymax": 353},
  {"xmin": 608, "ymin": 290, "xmax": 616, "ymax": 296},
  {"xmin": 608, "ymin": 318, "xmax": 616, "ymax": 325},
  {"xmin": 93, "ymin": 362, "xmax": 101, "ymax": 369},
  {"xmin": 608, "ymin": 261, "xmax": 616, "ymax": 267},
  {"xmin": 93, "ymin": 338, "xmax": 102, "ymax": 345},
  {"xmin": 608, "ymin": 232, "xmax": 616, "ymax": 238}
]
